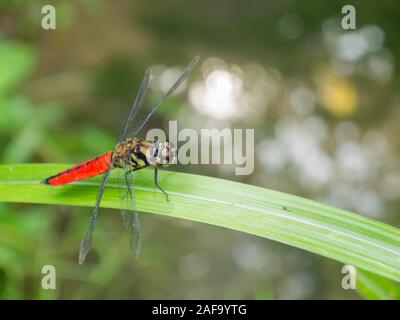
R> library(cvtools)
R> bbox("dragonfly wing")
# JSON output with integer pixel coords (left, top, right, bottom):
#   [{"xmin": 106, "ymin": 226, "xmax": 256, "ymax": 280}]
[
  {"xmin": 119, "ymin": 167, "xmax": 141, "ymax": 259},
  {"xmin": 79, "ymin": 169, "xmax": 112, "ymax": 264},
  {"xmin": 78, "ymin": 64, "xmax": 150, "ymax": 263},
  {"xmin": 117, "ymin": 69, "xmax": 151, "ymax": 143},
  {"xmin": 131, "ymin": 55, "xmax": 200, "ymax": 136},
  {"xmin": 78, "ymin": 57, "xmax": 198, "ymax": 263}
]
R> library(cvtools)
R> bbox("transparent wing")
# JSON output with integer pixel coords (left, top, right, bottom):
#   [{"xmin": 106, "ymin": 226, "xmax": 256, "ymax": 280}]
[
  {"xmin": 78, "ymin": 70, "xmax": 150, "ymax": 264},
  {"xmin": 131, "ymin": 55, "xmax": 200, "ymax": 136},
  {"xmin": 79, "ymin": 169, "xmax": 112, "ymax": 264},
  {"xmin": 118, "ymin": 69, "xmax": 151, "ymax": 143},
  {"xmin": 78, "ymin": 57, "xmax": 198, "ymax": 263},
  {"xmin": 118, "ymin": 166, "xmax": 141, "ymax": 258}
]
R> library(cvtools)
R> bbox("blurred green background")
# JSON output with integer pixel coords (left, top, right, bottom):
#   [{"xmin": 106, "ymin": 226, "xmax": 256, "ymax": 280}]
[{"xmin": 0, "ymin": 0, "xmax": 399, "ymax": 299}]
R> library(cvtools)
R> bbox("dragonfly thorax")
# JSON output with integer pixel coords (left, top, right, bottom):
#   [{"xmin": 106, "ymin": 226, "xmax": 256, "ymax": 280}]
[{"xmin": 111, "ymin": 138, "xmax": 176, "ymax": 170}]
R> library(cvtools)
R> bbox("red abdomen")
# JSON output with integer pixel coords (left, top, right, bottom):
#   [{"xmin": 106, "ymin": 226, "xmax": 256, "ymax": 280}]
[{"xmin": 43, "ymin": 151, "xmax": 113, "ymax": 186}]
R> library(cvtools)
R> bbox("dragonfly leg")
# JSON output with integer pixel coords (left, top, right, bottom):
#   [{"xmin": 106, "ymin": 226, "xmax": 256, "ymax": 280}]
[{"xmin": 154, "ymin": 166, "xmax": 169, "ymax": 201}]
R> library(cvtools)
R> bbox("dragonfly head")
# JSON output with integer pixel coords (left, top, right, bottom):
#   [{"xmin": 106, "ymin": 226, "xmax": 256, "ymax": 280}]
[{"xmin": 147, "ymin": 140, "xmax": 176, "ymax": 166}]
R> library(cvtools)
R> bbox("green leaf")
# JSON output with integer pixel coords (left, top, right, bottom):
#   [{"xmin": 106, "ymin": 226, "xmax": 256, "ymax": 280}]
[
  {"xmin": 1, "ymin": 164, "xmax": 400, "ymax": 283},
  {"xmin": 357, "ymin": 269, "xmax": 400, "ymax": 300}
]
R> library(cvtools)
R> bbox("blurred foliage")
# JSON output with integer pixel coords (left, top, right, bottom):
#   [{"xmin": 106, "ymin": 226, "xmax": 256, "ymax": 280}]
[{"xmin": 0, "ymin": 0, "xmax": 399, "ymax": 299}]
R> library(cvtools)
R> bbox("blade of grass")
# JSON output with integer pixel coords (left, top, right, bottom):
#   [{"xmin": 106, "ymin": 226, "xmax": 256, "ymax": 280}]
[
  {"xmin": 1, "ymin": 164, "xmax": 400, "ymax": 282},
  {"xmin": 357, "ymin": 269, "xmax": 400, "ymax": 300}
]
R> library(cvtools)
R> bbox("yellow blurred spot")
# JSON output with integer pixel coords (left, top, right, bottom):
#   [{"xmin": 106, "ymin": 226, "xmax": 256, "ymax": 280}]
[{"xmin": 318, "ymin": 74, "xmax": 359, "ymax": 118}]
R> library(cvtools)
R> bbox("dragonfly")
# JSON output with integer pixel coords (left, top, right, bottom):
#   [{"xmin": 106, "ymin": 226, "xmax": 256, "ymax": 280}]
[{"xmin": 42, "ymin": 56, "xmax": 200, "ymax": 264}]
